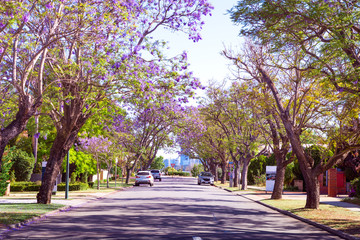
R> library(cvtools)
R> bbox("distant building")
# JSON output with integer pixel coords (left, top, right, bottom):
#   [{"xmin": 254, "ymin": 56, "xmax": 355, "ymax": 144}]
[{"xmin": 163, "ymin": 154, "xmax": 200, "ymax": 171}]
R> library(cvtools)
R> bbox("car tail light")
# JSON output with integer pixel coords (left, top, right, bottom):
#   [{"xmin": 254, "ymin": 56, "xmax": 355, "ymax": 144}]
[
  {"xmin": 146, "ymin": 176, "xmax": 151, "ymax": 178},
  {"xmin": 136, "ymin": 176, "xmax": 140, "ymax": 178}
]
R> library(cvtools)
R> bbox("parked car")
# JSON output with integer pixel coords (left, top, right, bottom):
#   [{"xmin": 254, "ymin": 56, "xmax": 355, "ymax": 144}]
[
  {"xmin": 135, "ymin": 171, "xmax": 154, "ymax": 186},
  {"xmin": 151, "ymin": 169, "xmax": 162, "ymax": 181},
  {"xmin": 198, "ymin": 172, "xmax": 214, "ymax": 185}
]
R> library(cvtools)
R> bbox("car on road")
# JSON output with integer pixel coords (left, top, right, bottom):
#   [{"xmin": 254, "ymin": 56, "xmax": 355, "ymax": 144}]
[
  {"xmin": 151, "ymin": 169, "xmax": 162, "ymax": 181},
  {"xmin": 198, "ymin": 172, "xmax": 214, "ymax": 185},
  {"xmin": 135, "ymin": 171, "xmax": 154, "ymax": 186}
]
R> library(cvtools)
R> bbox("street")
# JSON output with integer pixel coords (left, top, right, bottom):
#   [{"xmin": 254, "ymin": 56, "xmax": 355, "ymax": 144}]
[{"xmin": 3, "ymin": 177, "xmax": 342, "ymax": 239}]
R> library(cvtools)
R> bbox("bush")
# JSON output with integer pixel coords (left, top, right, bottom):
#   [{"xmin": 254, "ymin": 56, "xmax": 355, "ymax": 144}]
[
  {"xmin": 57, "ymin": 182, "xmax": 88, "ymax": 191},
  {"xmin": 191, "ymin": 164, "xmax": 204, "ymax": 177},
  {"xmin": 88, "ymin": 181, "xmax": 94, "ymax": 188},
  {"xmin": 254, "ymin": 174, "xmax": 266, "ymax": 186},
  {"xmin": 24, "ymin": 185, "xmax": 41, "ymax": 191},
  {"xmin": 10, "ymin": 184, "xmax": 25, "ymax": 192},
  {"xmin": 350, "ymin": 178, "xmax": 360, "ymax": 197},
  {"xmin": 10, "ymin": 182, "xmax": 40, "ymax": 192},
  {"xmin": 0, "ymin": 160, "xmax": 13, "ymax": 196},
  {"xmin": 4, "ymin": 148, "xmax": 34, "ymax": 182},
  {"xmin": 248, "ymin": 155, "xmax": 267, "ymax": 185}
]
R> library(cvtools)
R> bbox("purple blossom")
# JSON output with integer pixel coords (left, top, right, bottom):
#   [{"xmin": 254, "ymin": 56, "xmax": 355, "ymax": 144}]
[
  {"xmin": 45, "ymin": 2, "xmax": 53, "ymax": 9},
  {"xmin": 34, "ymin": 133, "xmax": 40, "ymax": 139},
  {"xmin": 22, "ymin": 14, "xmax": 29, "ymax": 23}
]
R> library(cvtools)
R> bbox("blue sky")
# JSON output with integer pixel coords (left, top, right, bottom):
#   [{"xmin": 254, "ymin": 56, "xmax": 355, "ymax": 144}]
[
  {"xmin": 153, "ymin": 0, "xmax": 242, "ymax": 86},
  {"xmin": 156, "ymin": 0, "xmax": 243, "ymax": 159}
]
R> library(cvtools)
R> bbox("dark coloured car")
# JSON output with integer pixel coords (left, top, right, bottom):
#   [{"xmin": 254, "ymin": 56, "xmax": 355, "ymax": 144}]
[
  {"xmin": 151, "ymin": 169, "xmax": 162, "ymax": 181},
  {"xmin": 198, "ymin": 172, "xmax": 214, "ymax": 185}
]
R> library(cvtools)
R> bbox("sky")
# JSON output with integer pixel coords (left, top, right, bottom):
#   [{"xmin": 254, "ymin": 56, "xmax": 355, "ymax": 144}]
[{"xmin": 156, "ymin": 0, "xmax": 243, "ymax": 159}]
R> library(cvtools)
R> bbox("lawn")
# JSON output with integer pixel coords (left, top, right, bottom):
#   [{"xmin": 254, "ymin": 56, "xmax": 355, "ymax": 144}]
[
  {"xmin": 342, "ymin": 197, "xmax": 360, "ymax": 206},
  {"xmin": 0, "ymin": 203, "xmax": 65, "ymax": 225},
  {"xmin": 263, "ymin": 199, "xmax": 360, "ymax": 238},
  {"xmin": 0, "ymin": 180, "xmax": 134, "ymax": 227},
  {"xmin": 214, "ymin": 181, "xmax": 257, "ymax": 192}
]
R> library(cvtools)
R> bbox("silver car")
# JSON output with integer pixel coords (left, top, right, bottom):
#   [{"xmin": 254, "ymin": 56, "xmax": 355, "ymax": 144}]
[
  {"xmin": 198, "ymin": 172, "xmax": 214, "ymax": 185},
  {"xmin": 135, "ymin": 171, "xmax": 154, "ymax": 186},
  {"xmin": 151, "ymin": 169, "xmax": 162, "ymax": 181}
]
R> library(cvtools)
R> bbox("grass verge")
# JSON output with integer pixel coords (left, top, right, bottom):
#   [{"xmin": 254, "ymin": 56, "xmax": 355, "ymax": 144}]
[
  {"xmin": 0, "ymin": 203, "xmax": 65, "ymax": 225},
  {"xmin": 342, "ymin": 197, "xmax": 360, "ymax": 206},
  {"xmin": 263, "ymin": 199, "xmax": 360, "ymax": 238},
  {"xmin": 214, "ymin": 181, "xmax": 257, "ymax": 192}
]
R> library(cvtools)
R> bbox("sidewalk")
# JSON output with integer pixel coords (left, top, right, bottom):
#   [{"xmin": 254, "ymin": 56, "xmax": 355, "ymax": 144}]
[
  {"xmin": 217, "ymin": 185, "xmax": 360, "ymax": 240},
  {"xmin": 243, "ymin": 185, "xmax": 360, "ymax": 212}
]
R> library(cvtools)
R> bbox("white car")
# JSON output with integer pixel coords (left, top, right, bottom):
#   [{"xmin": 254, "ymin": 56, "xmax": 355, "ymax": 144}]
[{"xmin": 135, "ymin": 171, "xmax": 154, "ymax": 186}]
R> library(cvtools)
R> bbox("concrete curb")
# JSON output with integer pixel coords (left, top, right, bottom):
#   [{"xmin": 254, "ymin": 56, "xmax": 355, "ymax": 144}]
[
  {"xmin": 0, "ymin": 187, "xmax": 133, "ymax": 239},
  {"xmin": 216, "ymin": 186, "xmax": 360, "ymax": 240}
]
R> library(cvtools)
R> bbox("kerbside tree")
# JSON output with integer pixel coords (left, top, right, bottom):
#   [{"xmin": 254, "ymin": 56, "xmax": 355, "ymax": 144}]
[
  {"xmin": 225, "ymin": 42, "xmax": 358, "ymax": 209},
  {"xmin": 0, "ymin": 0, "xmax": 82, "ymax": 165},
  {"xmin": 203, "ymin": 84, "xmax": 264, "ymax": 189},
  {"xmin": 37, "ymin": 1, "xmax": 213, "ymax": 203}
]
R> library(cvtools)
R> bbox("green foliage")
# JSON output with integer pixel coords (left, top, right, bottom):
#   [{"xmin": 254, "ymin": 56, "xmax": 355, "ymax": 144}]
[
  {"xmin": 4, "ymin": 148, "xmax": 34, "ymax": 181},
  {"xmin": 10, "ymin": 182, "xmax": 41, "ymax": 192},
  {"xmin": 284, "ymin": 161, "xmax": 295, "ymax": 186},
  {"xmin": 150, "ymin": 156, "xmax": 165, "ymax": 170},
  {"xmin": 9, "ymin": 170, "xmax": 16, "ymax": 183},
  {"xmin": 61, "ymin": 148, "xmax": 96, "ymax": 175},
  {"xmin": 254, "ymin": 174, "xmax": 266, "ymax": 186},
  {"xmin": 70, "ymin": 172, "xmax": 77, "ymax": 184},
  {"xmin": 88, "ymin": 181, "xmax": 94, "ymax": 188},
  {"xmin": 57, "ymin": 182, "xmax": 88, "ymax": 191},
  {"xmin": 350, "ymin": 178, "xmax": 360, "ymax": 198},
  {"xmin": 293, "ymin": 145, "xmax": 332, "ymax": 181},
  {"xmin": 191, "ymin": 164, "xmax": 204, "ymax": 177},
  {"xmin": 0, "ymin": 159, "xmax": 13, "ymax": 196},
  {"xmin": 164, "ymin": 167, "xmax": 190, "ymax": 176},
  {"xmin": 248, "ymin": 155, "xmax": 267, "ymax": 184}
]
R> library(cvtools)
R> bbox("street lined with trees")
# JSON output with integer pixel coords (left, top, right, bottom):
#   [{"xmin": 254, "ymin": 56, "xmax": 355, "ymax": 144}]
[{"xmin": 1, "ymin": 0, "xmax": 360, "ymax": 217}]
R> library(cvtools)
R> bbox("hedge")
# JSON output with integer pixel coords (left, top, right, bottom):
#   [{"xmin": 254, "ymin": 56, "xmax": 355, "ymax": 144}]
[
  {"xmin": 10, "ymin": 182, "xmax": 41, "ymax": 192},
  {"xmin": 10, "ymin": 182, "xmax": 88, "ymax": 192},
  {"xmin": 57, "ymin": 182, "xmax": 88, "ymax": 191}
]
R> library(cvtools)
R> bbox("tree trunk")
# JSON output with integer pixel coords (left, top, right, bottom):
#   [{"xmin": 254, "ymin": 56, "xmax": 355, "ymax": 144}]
[
  {"xmin": 241, "ymin": 159, "xmax": 250, "ymax": 190},
  {"xmin": 233, "ymin": 161, "xmax": 240, "ymax": 188},
  {"xmin": 0, "ymin": 96, "xmax": 40, "ymax": 165},
  {"xmin": 37, "ymin": 131, "xmax": 75, "ymax": 204},
  {"xmin": 271, "ymin": 164, "xmax": 285, "ymax": 199},
  {"xmin": 125, "ymin": 168, "xmax": 131, "ymax": 184},
  {"xmin": 107, "ymin": 166, "xmax": 111, "ymax": 188},
  {"xmin": 210, "ymin": 163, "xmax": 218, "ymax": 182},
  {"xmin": 221, "ymin": 163, "xmax": 226, "ymax": 184},
  {"xmin": 96, "ymin": 157, "xmax": 100, "ymax": 190},
  {"xmin": 303, "ymin": 170, "xmax": 320, "ymax": 209}
]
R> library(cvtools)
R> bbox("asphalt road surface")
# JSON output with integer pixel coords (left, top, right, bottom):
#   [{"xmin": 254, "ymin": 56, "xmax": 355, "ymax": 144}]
[{"xmin": 3, "ymin": 176, "xmax": 342, "ymax": 240}]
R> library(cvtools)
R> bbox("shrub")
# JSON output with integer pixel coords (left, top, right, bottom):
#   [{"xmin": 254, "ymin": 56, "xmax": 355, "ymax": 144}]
[
  {"xmin": 57, "ymin": 182, "xmax": 88, "ymax": 191},
  {"xmin": 350, "ymin": 178, "xmax": 360, "ymax": 197},
  {"xmin": 70, "ymin": 172, "xmax": 77, "ymax": 184},
  {"xmin": 191, "ymin": 164, "xmax": 204, "ymax": 177},
  {"xmin": 10, "ymin": 182, "xmax": 40, "ymax": 192},
  {"xmin": 254, "ymin": 174, "xmax": 266, "ymax": 186},
  {"xmin": 4, "ymin": 148, "xmax": 34, "ymax": 181},
  {"xmin": 0, "ymin": 160, "xmax": 14, "ymax": 195},
  {"xmin": 248, "ymin": 155, "xmax": 267, "ymax": 185},
  {"xmin": 10, "ymin": 184, "xmax": 25, "ymax": 192},
  {"xmin": 88, "ymin": 181, "xmax": 94, "ymax": 188},
  {"xmin": 24, "ymin": 185, "xmax": 41, "ymax": 191}
]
